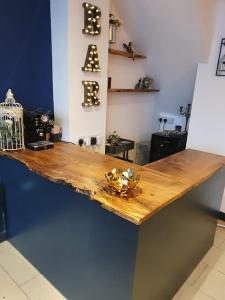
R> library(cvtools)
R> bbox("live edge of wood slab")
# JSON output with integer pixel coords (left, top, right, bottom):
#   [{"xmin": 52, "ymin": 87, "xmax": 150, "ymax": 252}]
[{"xmin": 0, "ymin": 142, "xmax": 224, "ymax": 225}]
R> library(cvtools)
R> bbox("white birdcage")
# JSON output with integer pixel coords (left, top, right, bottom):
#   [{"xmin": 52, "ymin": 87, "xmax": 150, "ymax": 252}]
[{"xmin": 0, "ymin": 89, "xmax": 24, "ymax": 151}]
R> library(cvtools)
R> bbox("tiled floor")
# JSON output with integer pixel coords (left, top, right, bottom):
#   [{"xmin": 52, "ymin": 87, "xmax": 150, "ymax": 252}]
[
  {"xmin": 0, "ymin": 222, "xmax": 225, "ymax": 300},
  {"xmin": 173, "ymin": 221, "xmax": 225, "ymax": 300},
  {"xmin": 0, "ymin": 241, "xmax": 66, "ymax": 300}
]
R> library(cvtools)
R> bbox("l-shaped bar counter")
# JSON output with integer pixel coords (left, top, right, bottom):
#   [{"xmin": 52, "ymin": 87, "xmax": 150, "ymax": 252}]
[{"xmin": 0, "ymin": 142, "xmax": 224, "ymax": 300}]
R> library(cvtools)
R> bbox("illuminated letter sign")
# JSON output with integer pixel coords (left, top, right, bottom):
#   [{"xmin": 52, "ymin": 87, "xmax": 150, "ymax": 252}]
[
  {"xmin": 82, "ymin": 81, "xmax": 100, "ymax": 107},
  {"xmin": 82, "ymin": 2, "xmax": 101, "ymax": 35},
  {"xmin": 82, "ymin": 44, "xmax": 101, "ymax": 72}
]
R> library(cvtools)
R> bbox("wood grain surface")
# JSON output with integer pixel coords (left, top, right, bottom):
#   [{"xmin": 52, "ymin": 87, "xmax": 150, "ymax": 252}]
[
  {"xmin": 108, "ymin": 48, "xmax": 147, "ymax": 59},
  {"xmin": 0, "ymin": 143, "xmax": 224, "ymax": 225},
  {"xmin": 108, "ymin": 88, "xmax": 160, "ymax": 93},
  {"xmin": 145, "ymin": 149, "xmax": 225, "ymax": 185}
]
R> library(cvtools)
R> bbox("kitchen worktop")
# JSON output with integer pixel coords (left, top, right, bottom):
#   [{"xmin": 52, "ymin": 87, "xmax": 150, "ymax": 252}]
[{"xmin": 0, "ymin": 142, "xmax": 224, "ymax": 225}]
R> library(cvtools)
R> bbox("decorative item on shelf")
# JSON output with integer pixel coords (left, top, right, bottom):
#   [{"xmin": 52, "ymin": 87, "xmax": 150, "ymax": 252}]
[
  {"xmin": 135, "ymin": 79, "xmax": 142, "ymax": 89},
  {"xmin": 106, "ymin": 130, "xmax": 120, "ymax": 146},
  {"xmin": 216, "ymin": 38, "xmax": 225, "ymax": 76},
  {"xmin": 82, "ymin": 81, "xmax": 100, "ymax": 107},
  {"xmin": 142, "ymin": 76, "xmax": 153, "ymax": 89},
  {"xmin": 135, "ymin": 76, "xmax": 154, "ymax": 90},
  {"xmin": 82, "ymin": 44, "xmax": 101, "ymax": 72},
  {"xmin": 0, "ymin": 89, "xmax": 25, "ymax": 151},
  {"xmin": 105, "ymin": 168, "xmax": 140, "ymax": 197},
  {"xmin": 123, "ymin": 42, "xmax": 135, "ymax": 60},
  {"xmin": 179, "ymin": 104, "xmax": 192, "ymax": 132},
  {"xmin": 50, "ymin": 124, "xmax": 62, "ymax": 143},
  {"xmin": 24, "ymin": 108, "xmax": 54, "ymax": 145},
  {"xmin": 108, "ymin": 77, "xmax": 112, "ymax": 89},
  {"xmin": 109, "ymin": 13, "xmax": 122, "ymax": 44},
  {"xmin": 82, "ymin": 2, "xmax": 101, "ymax": 36}
]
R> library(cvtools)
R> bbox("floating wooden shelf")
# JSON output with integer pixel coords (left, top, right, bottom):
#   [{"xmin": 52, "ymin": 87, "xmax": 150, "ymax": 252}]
[
  {"xmin": 109, "ymin": 48, "xmax": 147, "ymax": 59},
  {"xmin": 108, "ymin": 88, "xmax": 160, "ymax": 93}
]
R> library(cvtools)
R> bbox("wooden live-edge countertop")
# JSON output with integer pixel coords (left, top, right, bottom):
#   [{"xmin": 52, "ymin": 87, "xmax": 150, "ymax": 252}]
[{"xmin": 0, "ymin": 142, "xmax": 225, "ymax": 225}]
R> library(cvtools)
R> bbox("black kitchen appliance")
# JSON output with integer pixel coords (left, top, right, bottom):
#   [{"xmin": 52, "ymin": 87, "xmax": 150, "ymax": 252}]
[
  {"xmin": 149, "ymin": 131, "xmax": 187, "ymax": 163},
  {"xmin": 24, "ymin": 109, "xmax": 54, "ymax": 145},
  {"xmin": 26, "ymin": 140, "xmax": 54, "ymax": 151}
]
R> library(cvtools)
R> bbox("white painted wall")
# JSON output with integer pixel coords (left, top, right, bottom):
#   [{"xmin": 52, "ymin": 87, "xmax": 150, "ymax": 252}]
[
  {"xmin": 50, "ymin": 0, "xmax": 69, "ymax": 141},
  {"xmin": 188, "ymin": 63, "xmax": 225, "ymax": 212},
  {"xmin": 187, "ymin": 0, "xmax": 225, "ymax": 212},
  {"xmin": 51, "ymin": 0, "xmax": 218, "ymax": 161},
  {"xmin": 68, "ymin": 0, "xmax": 109, "ymax": 153},
  {"xmin": 107, "ymin": 0, "xmax": 217, "ymax": 161},
  {"xmin": 107, "ymin": 1, "xmax": 157, "ymax": 161},
  {"xmin": 112, "ymin": 0, "xmax": 217, "ymax": 118},
  {"xmin": 187, "ymin": 63, "xmax": 225, "ymax": 154},
  {"xmin": 51, "ymin": 0, "xmax": 109, "ymax": 153}
]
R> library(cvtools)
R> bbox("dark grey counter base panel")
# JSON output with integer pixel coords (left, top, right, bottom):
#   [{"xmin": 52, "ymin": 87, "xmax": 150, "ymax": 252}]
[
  {"xmin": 132, "ymin": 169, "xmax": 225, "ymax": 300},
  {"xmin": 0, "ymin": 157, "xmax": 224, "ymax": 300}
]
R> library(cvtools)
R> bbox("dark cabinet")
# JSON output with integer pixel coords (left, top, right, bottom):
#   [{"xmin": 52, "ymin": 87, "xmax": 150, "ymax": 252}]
[{"xmin": 149, "ymin": 132, "xmax": 187, "ymax": 163}]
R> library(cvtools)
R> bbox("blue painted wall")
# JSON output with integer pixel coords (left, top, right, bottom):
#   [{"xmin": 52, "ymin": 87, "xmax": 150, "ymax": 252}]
[{"xmin": 0, "ymin": 0, "xmax": 53, "ymax": 111}]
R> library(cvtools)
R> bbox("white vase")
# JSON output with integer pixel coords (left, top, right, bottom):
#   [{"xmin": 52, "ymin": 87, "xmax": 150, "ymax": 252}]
[{"xmin": 109, "ymin": 24, "xmax": 117, "ymax": 44}]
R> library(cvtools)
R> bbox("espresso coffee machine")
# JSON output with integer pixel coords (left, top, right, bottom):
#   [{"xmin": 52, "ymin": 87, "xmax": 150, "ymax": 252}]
[{"xmin": 24, "ymin": 109, "xmax": 54, "ymax": 150}]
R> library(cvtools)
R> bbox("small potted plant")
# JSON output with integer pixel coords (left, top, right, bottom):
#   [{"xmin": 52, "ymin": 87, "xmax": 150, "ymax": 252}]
[
  {"xmin": 106, "ymin": 131, "xmax": 120, "ymax": 146},
  {"xmin": 109, "ymin": 13, "xmax": 122, "ymax": 44}
]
